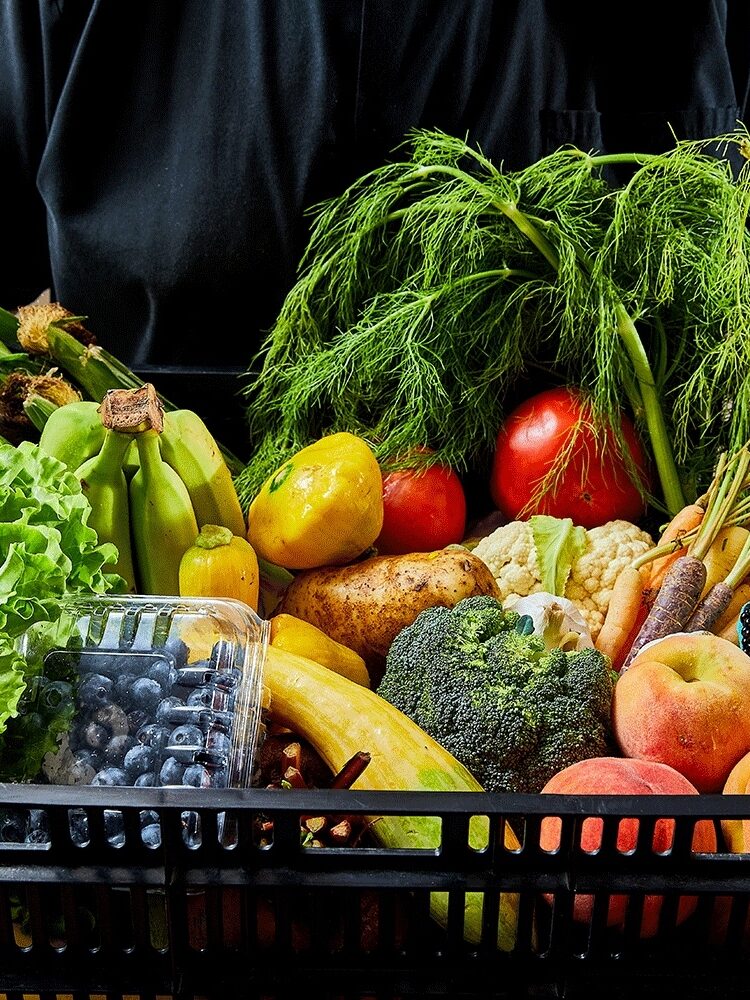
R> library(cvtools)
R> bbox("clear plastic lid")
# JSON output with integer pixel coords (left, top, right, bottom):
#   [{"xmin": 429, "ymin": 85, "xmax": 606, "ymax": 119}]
[{"xmin": 14, "ymin": 595, "xmax": 270, "ymax": 791}]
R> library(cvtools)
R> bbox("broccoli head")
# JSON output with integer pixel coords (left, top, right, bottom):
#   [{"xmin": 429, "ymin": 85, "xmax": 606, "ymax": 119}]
[{"xmin": 377, "ymin": 595, "xmax": 616, "ymax": 794}]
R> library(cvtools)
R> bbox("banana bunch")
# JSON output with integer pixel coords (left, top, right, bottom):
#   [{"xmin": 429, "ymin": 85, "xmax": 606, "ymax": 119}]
[{"xmin": 38, "ymin": 385, "xmax": 247, "ymax": 595}]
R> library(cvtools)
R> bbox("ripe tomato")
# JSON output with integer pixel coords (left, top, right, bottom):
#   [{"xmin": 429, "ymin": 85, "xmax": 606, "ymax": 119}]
[
  {"xmin": 490, "ymin": 387, "xmax": 650, "ymax": 529},
  {"xmin": 376, "ymin": 452, "xmax": 467, "ymax": 554}
]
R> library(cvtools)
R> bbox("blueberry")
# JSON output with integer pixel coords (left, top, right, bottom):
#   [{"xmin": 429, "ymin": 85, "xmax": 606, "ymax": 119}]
[
  {"xmin": 83, "ymin": 652, "xmax": 128, "ymax": 678},
  {"xmin": 135, "ymin": 772, "xmax": 156, "ymax": 787},
  {"xmin": 156, "ymin": 695, "xmax": 185, "ymax": 725},
  {"xmin": 39, "ymin": 679, "xmax": 74, "ymax": 714},
  {"xmin": 124, "ymin": 744, "xmax": 156, "ymax": 778},
  {"xmin": 182, "ymin": 763, "xmax": 211, "ymax": 787},
  {"xmin": 197, "ymin": 709, "xmax": 232, "ymax": 732},
  {"xmin": 147, "ymin": 659, "xmax": 177, "ymax": 691},
  {"xmin": 77, "ymin": 673, "xmax": 113, "ymax": 710},
  {"xmin": 93, "ymin": 703, "xmax": 129, "ymax": 737},
  {"xmin": 74, "ymin": 747, "xmax": 103, "ymax": 771},
  {"xmin": 104, "ymin": 735, "xmax": 138, "ymax": 767},
  {"xmin": 114, "ymin": 673, "xmax": 135, "ymax": 708},
  {"xmin": 161, "ymin": 635, "xmax": 188, "ymax": 667},
  {"xmin": 136, "ymin": 722, "xmax": 169, "ymax": 749},
  {"xmin": 69, "ymin": 756, "xmax": 98, "ymax": 784},
  {"xmin": 91, "ymin": 767, "xmax": 129, "ymax": 786},
  {"xmin": 81, "ymin": 721, "xmax": 110, "ymax": 750},
  {"xmin": 211, "ymin": 766, "xmax": 229, "ymax": 789},
  {"xmin": 141, "ymin": 822, "xmax": 162, "ymax": 848},
  {"xmin": 169, "ymin": 724, "xmax": 204, "ymax": 749},
  {"xmin": 127, "ymin": 708, "xmax": 151, "ymax": 735},
  {"xmin": 159, "ymin": 756, "xmax": 185, "ymax": 785},
  {"xmin": 130, "ymin": 677, "xmax": 162, "ymax": 712},
  {"xmin": 206, "ymin": 730, "xmax": 231, "ymax": 759},
  {"xmin": 186, "ymin": 686, "xmax": 216, "ymax": 709}
]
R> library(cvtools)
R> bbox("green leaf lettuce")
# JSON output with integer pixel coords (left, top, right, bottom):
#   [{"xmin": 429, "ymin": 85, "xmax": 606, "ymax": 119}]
[{"xmin": 0, "ymin": 440, "xmax": 123, "ymax": 779}]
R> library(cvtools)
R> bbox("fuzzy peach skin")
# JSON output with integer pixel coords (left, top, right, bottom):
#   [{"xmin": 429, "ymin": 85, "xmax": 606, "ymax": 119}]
[
  {"xmin": 612, "ymin": 632, "xmax": 750, "ymax": 793},
  {"xmin": 540, "ymin": 757, "xmax": 717, "ymax": 938},
  {"xmin": 721, "ymin": 749, "xmax": 750, "ymax": 853}
]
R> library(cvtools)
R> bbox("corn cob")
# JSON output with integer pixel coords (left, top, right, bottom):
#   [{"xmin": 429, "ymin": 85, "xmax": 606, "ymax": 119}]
[{"xmin": 22, "ymin": 393, "xmax": 58, "ymax": 432}]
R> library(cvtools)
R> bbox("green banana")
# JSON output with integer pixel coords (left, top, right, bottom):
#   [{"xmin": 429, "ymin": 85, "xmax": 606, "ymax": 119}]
[
  {"xmin": 129, "ymin": 429, "xmax": 199, "ymax": 595},
  {"xmin": 37, "ymin": 400, "xmax": 104, "ymax": 471},
  {"xmin": 75, "ymin": 429, "xmax": 137, "ymax": 593},
  {"xmin": 161, "ymin": 409, "xmax": 247, "ymax": 535}
]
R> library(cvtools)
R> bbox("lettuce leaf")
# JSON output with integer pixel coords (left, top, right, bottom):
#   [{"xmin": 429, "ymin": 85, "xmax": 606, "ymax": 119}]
[
  {"xmin": 0, "ymin": 440, "xmax": 123, "ymax": 779},
  {"xmin": 530, "ymin": 514, "xmax": 589, "ymax": 597}
]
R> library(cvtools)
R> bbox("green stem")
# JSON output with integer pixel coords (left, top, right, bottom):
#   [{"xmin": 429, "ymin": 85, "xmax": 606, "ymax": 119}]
[{"xmin": 614, "ymin": 305, "xmax": 686, "ymax": 514}]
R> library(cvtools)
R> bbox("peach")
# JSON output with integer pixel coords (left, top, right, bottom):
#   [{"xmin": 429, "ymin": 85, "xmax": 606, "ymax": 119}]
[
  {"xmin": 612, "ymin": 632, "xmax": 750, "ymax": 793},
  {"xmin": 540, "ymin": 756, "xmax": 717, "ymax": 938},
  {"xmin": 721, "ymin": 749, "xmax": 750, "ymax": 853}
]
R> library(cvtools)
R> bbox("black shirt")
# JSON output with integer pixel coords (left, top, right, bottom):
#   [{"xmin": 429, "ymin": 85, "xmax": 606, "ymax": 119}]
[{"xmin": 2, "ymin": 0, "xmax": 749, "ymax": 449}]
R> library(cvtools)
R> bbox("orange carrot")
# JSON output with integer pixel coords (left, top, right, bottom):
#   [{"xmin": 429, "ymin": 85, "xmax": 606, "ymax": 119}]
[
  {"xmin": 595, "ymin": 564, "xmax": 649, "ymax": 663},
  {"xmin": 641, "ymin": 502, "xmax": 705, "ymax": 592}
]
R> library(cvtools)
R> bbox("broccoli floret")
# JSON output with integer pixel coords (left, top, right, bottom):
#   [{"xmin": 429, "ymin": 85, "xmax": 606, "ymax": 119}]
[{"xmin": 377, "ymin": 595, "xmax": 616, "ymax": 794}]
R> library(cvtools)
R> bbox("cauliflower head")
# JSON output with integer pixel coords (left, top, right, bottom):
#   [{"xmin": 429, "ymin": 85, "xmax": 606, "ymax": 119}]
[{"xmin": 472, "ymin": 518, "xmax": 653, "ymax": 638}]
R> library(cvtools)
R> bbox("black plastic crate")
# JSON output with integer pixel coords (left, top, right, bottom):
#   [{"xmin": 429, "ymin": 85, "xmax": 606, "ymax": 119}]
[{"xmin": 0, "ymin": 784, "xmax": 748, "ymax": 999}]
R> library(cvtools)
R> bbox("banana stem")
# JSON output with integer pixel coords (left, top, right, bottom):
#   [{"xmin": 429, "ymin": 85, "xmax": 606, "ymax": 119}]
[
  {"xmin": 134, "ymin": 429, "xmax": 163, "ymax": 477},
  {"xmin": 91, "ymin": 427, "xmax": 134, "ymax": 474}
]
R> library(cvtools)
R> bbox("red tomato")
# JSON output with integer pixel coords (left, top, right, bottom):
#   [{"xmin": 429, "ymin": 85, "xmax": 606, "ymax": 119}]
[
  {"xmin": 490, "ymin": 387, "xmax": 650, "ymax": 529},
  {"xmin": 376, "ymin": 454, "xmax": 467, "ymax": 555}
]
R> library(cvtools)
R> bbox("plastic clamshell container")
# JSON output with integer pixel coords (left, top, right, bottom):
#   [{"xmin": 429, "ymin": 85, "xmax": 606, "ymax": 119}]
[{"xmin": 14, "ymin": 595, "xmax": 270, "ymax": 791}]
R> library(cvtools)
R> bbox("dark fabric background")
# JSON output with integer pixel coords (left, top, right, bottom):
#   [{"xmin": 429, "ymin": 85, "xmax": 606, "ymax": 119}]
[{"xmin": 2, "ymin": 0, "xmax": 749, "ymax": 453}]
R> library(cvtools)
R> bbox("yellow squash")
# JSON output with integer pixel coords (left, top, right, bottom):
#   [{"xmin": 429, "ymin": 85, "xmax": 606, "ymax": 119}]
[
  {"xmin": 179, "ymin": 524, "xmax": 260, "ymax": 612},
  {"xmin": 246, "ymin": 432, "xmax": 383, "ymax": 570},
  {"xmin": 269, "ymin": 613, "xmax": 370, "ymax": 687}
]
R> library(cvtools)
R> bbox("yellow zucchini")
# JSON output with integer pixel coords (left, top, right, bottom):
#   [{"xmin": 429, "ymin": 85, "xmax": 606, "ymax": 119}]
[
  {"xmin": 263, "ymin": 644, "xmax": 522, "ymax": 949},
  {"xmin": 269, "ymin": 613, "xmax": 370, "ymax": 687}
]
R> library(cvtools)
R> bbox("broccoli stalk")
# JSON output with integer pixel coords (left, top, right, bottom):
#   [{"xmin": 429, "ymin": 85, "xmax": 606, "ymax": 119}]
[{"xmin": 377, "ymin": 595, "xmax": 617, "ymax": 794}]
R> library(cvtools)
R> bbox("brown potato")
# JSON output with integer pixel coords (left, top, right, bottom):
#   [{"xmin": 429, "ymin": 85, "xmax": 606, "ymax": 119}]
[{"xmin": 275, "ymin": 546, "xmax": 501, "ymax": 681}]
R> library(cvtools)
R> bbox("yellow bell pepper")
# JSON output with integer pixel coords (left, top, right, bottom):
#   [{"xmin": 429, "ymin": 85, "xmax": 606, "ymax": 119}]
[
  {"xmin": 246, "ymin": 432, "xmax": 383, "ymax": 570},
  {"xmin": 269, "ymin": 613, "xmax": 370, "ymax": 687},
  {"xmin": 178, "ymin": 524, "xmax": 260, "ymax": 612}
]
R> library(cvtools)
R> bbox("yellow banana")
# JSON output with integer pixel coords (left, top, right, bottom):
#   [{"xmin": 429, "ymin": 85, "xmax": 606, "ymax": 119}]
[
  {"xmin": 75, "ymin": 429, "xmax": 137, "ymax": 593},
  {"xmin": 129, "ymin": 429, "xmax": 199, "ymax": 595},
  {"xmin": 38, "ymin": 400, "xmax": 104, "ymax": 471},
  {"xmin": 160, "ymin": 409, "xmax": 246, "ymax": 535}
]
